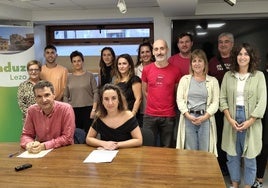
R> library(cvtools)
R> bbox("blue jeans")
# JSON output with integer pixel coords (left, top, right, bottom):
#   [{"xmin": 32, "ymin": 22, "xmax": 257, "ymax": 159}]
[
  {"xmin": 143, "ymin": 115, "xmax": 175, "ymax": 147},
  {"xmin": 185, "ymin": 113, "xmax": 209, "ymax": 151},
  {"xmin": 227, "ymin": 105, "xmax": 256, "ymax": 186}
]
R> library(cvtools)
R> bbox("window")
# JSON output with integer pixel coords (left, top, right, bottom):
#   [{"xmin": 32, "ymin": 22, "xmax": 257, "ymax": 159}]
[
  {"xmin": 46, "ymin": 23, "xmax": 153, "ymax": 55},
  {"xmin": 54, "ymin": 28, "xmax": 150, "ymax": 40}
]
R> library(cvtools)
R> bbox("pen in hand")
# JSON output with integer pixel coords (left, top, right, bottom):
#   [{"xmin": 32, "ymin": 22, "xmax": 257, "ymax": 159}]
[{"xmin": 8, "ymin": 151, "xmax": 19, "ymax": 158}]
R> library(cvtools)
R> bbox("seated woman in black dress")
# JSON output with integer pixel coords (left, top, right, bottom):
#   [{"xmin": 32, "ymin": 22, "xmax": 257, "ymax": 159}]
[{"xmin": 86, "ymin": 84, "xmax": 142, "ymax": 150}]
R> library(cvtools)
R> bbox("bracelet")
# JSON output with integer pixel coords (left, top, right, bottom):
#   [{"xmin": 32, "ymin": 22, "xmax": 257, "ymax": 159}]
[{"xmin": 92, "ymin": 109, "xmax": 96, "ymax": 112}]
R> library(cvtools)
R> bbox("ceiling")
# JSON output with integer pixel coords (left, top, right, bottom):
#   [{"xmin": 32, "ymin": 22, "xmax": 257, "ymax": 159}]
[
  {"xmin": 0, "ymin": 0, "xmax": 159, "ymax": 10},
  {"xmin": 0, "ymin": 0, "xmax": 264, "ymax": 11},
  {"xmin": 0, "ymin": 0, "xmax": 266, "ymax": 17},
  {"xmin": 0, "ymin": 0, "xmax": 159, "ymax": 11}
]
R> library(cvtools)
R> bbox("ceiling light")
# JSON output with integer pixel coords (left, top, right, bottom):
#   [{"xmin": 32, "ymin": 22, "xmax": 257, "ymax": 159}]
[
  {"xmin": 197, "ymin": 32, "xmax": 207, "ymax": 36},
  {"xmin": 20, "ymin": 0, "xmax": 32, "ymax": 1},
  {"xmin": 196, "ymin": 23, "xmax": 225, "ymax": 29},
  {"xmin": 224, "ymin": 0, "xmax": 236, "ymax": 6},
  {"xmin": 117, "ymin": 0, "xmax": 127, "ymax": 14}
]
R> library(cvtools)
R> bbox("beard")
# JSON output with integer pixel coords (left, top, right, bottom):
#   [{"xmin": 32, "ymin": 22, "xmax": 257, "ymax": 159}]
[{"xmin": 155, "ymin": 55, "xmax": 166, "ymax": 62}]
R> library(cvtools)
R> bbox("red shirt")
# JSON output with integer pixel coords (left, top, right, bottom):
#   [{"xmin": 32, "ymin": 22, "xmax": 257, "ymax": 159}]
[
  {"xmin": 142, "ymin": 63, "xmax": 181, "ymax": 117},
  {"xmin": 168, "ymin": 53, "xmax": 190, "ymax": 77},
  {"xmin": 20, "ymin": 101, "xmax": 75, "ymax": 149}
]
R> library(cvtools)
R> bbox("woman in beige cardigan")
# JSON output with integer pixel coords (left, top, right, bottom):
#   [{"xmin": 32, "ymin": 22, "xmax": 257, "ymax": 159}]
[{"xmin": 176, "ymin": 49, "xmax": 219, "ymax": 156}]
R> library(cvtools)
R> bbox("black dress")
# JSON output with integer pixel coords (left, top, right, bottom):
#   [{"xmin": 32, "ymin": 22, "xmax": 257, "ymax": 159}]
[
  {"xmin": 116, "ymin": 75, "xmax": 141, "ymax": 111},
  {"xmin": 100, "ymin": 65, "xmax": 113, "ymax": 87},
  {"xmin": 92, "ymin": 116, "xmax": 138, "ymax": 141}
]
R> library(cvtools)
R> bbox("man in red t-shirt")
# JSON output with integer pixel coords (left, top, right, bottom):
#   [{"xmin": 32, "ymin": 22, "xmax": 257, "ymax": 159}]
[
  {"xmin": 142, "ymin": 39, "xmax": 181, "ymax": 148},
  {"xmin": 168, "ymin": 32, "xmax": 193, "ymax": 77},
  {"xmin": 168, "ymin": 33, "xmax": 193, "ymax": 147}
]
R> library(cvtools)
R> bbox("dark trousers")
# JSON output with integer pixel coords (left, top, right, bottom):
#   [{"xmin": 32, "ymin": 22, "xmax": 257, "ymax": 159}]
[
  {"xmin": 215, "ymin": 110, "xmax": 229, "ymax": 173},
  {"xmin": 73, "ymin": 106, "xmax": 93, "ymax": 134},
  {"xmin": 256, "ymin": 142, "xmax": 268, "ymax": 178},
  {"xmin": 143, "ymin": 115, "xmax": 175, "ymax": 148}
]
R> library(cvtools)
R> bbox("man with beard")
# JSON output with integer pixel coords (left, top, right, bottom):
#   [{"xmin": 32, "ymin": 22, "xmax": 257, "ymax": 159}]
[
  {"xmin": 142, "ymin": 39, "xmax": 181, "ymax": 147},
  {"xmin": 168, "ymin": 33, "xmax": 194, "ymax": 147},
  {"xmin": 168, "ymin": 32, "xmax": 193, "ymax": 76},
  {"xmin": 208, "ymin": 32, "xmax": 234, "ymax": 176},
  {"xmin": 20, "ymin": 80, "xmax": 75, "ymax": 153},
  {"xmin": 40, "ymin": 44, "xmax": 68, "ymax": 101}
]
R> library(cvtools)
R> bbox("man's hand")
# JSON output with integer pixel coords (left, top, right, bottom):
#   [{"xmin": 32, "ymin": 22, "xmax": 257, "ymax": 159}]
[{"xmin": 26, "ymin": 141, "xmax": 46, "ymax": 154}]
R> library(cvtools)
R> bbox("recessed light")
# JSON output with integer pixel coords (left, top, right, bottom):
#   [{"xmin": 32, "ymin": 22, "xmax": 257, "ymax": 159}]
[
  {"xmin": 197, "ymin": 32, "xmax": 207, "ymax": 36},
  {"xmin": 196, "ymin": 23, "xmax": 225, "ymax": 29}
]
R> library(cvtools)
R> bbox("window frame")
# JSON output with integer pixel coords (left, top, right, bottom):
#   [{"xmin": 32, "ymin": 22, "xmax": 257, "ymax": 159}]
[{"xmin": 46, "ymin": 23, "xmax": 154, "ymax": 46}]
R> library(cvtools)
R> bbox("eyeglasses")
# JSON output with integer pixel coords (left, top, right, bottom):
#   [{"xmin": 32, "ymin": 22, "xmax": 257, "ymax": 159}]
[
  {"xmin": 28, "ymin": 69, "xmax": 40, "ymax": 72},
  {"xmin": 218, "ymin": 40, "xmax": 232, "ymax": 44}
]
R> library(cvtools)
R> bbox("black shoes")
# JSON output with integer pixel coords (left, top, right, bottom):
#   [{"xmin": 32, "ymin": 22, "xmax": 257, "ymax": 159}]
[{"xmin": 252, "ymin": 180, "xmax": 263, "ymax": 188}]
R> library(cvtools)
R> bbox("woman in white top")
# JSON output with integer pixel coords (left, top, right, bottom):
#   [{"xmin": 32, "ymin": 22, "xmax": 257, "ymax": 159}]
[{"xmin": 134, "ymin": 42, "xmax": 155, "ymax": 126}]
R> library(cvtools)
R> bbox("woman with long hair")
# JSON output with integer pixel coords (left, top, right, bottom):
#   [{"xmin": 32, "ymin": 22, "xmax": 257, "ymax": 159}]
[
  {"xmin": 98, "ymin": 47, "xmax": 116, "ymax": 87},
  {"xmin": 113, "ymin": 53, "xmax": 142, "ymax": 119},
  {"xmin": 220, "ymin": 43, "xmax": 267, "ymax": 188},
  {"xmin": 135, "ymin": 42, "xmax": 155, "ymax": 126},
  {"xmin": 86, "ymin": 84, "xmax": 142, "ymax": 150}
]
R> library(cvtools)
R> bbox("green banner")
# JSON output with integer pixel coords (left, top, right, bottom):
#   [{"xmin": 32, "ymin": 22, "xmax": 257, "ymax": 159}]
[
  {"xmin": 0, "ymin": 87, "xmax": 22, "ymax": 141},
  {"xmin": 0, "ymin": 25, "xmax": 34, "ymax": 142}
]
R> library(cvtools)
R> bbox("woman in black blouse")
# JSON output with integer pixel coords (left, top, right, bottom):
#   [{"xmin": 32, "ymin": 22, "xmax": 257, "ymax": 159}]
[
  {"xmin": 113, "ymin": 54, "xmax": 142, "ymax": 118},
  {"xmin": 98, "ymin": 47, "xmax": 116, "ymax": 87},
  {"xmin": 86, "ymin": 84, "xmax": 142, "ymax": 150}
]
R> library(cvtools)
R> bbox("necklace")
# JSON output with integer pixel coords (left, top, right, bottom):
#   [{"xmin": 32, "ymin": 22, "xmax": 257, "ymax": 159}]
[
  {"xmin": 238, "ymin": 76, "xmax": 246, "ymax": 81},
  {"xmin": 238, "ymin": 73, "xmax": 248, "ymax": 81}
]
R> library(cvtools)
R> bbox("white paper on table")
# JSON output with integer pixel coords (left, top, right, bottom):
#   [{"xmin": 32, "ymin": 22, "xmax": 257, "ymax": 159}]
[
  {"xmin": 83, "ymin": 150, "xmax": 119, "ymax": 163},
  {"xmin": 17, "ymin": 149, "xmax": 53, "ymax": 158}
]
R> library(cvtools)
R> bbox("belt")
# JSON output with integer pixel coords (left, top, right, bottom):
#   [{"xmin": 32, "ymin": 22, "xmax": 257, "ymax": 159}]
[{"xmin": 189, "ymin": 110, "xmax": 205, "ymax": 115}]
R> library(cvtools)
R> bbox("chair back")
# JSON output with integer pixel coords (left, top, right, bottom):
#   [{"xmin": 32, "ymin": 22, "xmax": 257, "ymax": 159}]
[{"xmin": 74, "ymin": 128, "xmax": 86, "ymax": 144}]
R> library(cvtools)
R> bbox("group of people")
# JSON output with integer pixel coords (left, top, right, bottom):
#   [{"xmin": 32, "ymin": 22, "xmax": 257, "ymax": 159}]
[
  {"xmin": 17, "ymin": 44, "xmax": 148, "ymax": 152},
  {"xmin": 17, "ymin": 32, "xmax": 268, "ymax": 188}
]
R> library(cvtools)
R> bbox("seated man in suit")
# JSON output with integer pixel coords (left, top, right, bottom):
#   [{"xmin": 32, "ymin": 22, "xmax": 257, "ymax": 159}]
[{"xmin": 20, "ymin": 80, "xmax": 75, "ymax": 153}]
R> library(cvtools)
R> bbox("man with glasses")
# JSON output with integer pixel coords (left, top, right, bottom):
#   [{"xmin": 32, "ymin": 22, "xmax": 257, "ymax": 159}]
[
  {"xmin": 208, "ymin": 32, "xmax": 234, "ymax": 176},
  {"xmin": 20, "ymin": 80, "xmax": 75, "ymax": 153}
]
